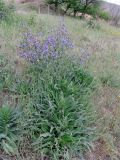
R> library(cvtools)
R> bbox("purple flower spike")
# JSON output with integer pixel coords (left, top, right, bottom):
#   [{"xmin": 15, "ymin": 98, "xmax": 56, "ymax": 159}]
[{"xmin": 18, "ymin": 23, "xmax": 74, "ymax": 62}]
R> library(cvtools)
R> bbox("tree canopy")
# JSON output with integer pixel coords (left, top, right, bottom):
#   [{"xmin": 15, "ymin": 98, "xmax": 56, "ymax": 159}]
[{"xmin": 46, "ymin": 0, "xmax": 101, "ymax": 16}]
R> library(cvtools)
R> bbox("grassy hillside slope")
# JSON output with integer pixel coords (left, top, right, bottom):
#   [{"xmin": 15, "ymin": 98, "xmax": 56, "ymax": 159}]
[{"xmin": 0, "ymin": 5, "xmax": 120, "ymax": 159}]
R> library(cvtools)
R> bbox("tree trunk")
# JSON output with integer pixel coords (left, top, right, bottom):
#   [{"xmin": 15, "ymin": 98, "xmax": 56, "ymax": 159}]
[
  {"xmin": 74, "ymin": 10, "xmax": 77, "ymax": 17},
  {"xmin": 64, "ymin": 4, "xmax": 71, "ymax": 14},
  {"xmin": 55, "ymin": 3, "xmax": 58, "ymax": 13}
]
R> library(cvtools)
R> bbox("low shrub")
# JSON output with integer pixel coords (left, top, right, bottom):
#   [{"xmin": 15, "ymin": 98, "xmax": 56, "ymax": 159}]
[
  {"xmin": 99, "ymin": 11, "xmax": 111, "ymax": 21},
  {"xmin": 83, "ymin": 5, "xmax": 100, "ymax": 18}
]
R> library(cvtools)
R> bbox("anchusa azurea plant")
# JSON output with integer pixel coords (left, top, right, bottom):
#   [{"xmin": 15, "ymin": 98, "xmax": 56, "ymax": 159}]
[
  {"xmin": 17, "ymin": 22, "xmax": 97, "ymax": 159},
  {"xmin": 19, "ymin": 23, "xmax": 73, "ymax": 62}
]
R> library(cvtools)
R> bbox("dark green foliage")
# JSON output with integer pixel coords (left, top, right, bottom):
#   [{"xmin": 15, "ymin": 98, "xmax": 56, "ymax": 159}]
[
  {"xmin": 64, "ymin": 0, "xmax": 81, "ymax": 16},
  {"xmin": 0, "ymin": 105, "xmax": 19, "ymax": 155},
  {"xmin": 19, "ymin": 57, "xmax": 96, "ymax": 159},
  {"xmin": 80, "ymin": 0, "xmax": 101, "ymax": 15},
  {"xmin": 82, "ymin": 4, "xmax": 100, "ymax": 18},
  {"xmin": 0, "ymin": 106, "xmax": 18, "ymax": 138},
  {"xmin": 46, "ymin": 0, "xmax": 63, "ymax": 11}
]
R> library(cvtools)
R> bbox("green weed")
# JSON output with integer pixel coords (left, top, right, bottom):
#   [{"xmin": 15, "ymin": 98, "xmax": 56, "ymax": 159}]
[{"xmin": 0, "ymin": 105, "xmax": 20, "ymax": 155}]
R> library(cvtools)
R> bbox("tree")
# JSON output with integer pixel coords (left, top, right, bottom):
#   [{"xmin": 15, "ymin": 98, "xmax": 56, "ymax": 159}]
[
  {"xmin": 46, "ymin": 0, "xmax": 63, "ymax": 12},
  {"xmin": 46, "ymin": 0, "xmax": 101, "ymax": 17},
  {"xmin": 62, "ymin": 0, "xmax": 73, "ymax": 14},
  {"xmin": 80, "ymin": 0, "xmax": 101, "ymax": 15},
  {"xmin": 62, "ymin": 0, "xmax": 101, "ymax": 16},
  {"xmin": 63, "ymin": 0, "xmax": 82, "ymax": 16}
]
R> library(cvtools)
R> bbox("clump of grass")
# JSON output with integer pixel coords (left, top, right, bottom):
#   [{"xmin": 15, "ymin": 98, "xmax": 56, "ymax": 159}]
[{"xmin": 100, "ymin": 74, "xmax": 120, "ymax": 88}]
